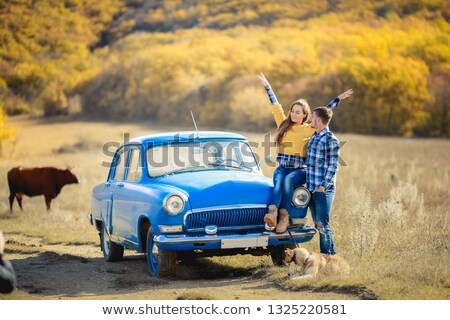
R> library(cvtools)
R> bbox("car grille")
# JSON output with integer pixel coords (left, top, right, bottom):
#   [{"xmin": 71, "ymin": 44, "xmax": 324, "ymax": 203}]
[{"xmin": 184, "ymin": 207, "xmax": 267, "ymax": 232}]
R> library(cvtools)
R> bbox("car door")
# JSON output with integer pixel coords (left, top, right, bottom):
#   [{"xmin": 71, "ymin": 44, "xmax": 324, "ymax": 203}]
[
  {"xmin": 111, "ymin": 145, "xmax": 146, "ymax": 247},
  {"xmin": 106, "ymin": 147, "xmax": 127, "ymax": 241}
]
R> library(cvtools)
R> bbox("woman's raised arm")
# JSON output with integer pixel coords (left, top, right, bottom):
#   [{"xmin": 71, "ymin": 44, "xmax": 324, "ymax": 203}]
[
  {"xmin": 258, "ymin": 73, "xmax": 286, "ymax": 126},
  {"xmin": 258, "ymin": 72, "xmax": 279, "ymax": 105}
]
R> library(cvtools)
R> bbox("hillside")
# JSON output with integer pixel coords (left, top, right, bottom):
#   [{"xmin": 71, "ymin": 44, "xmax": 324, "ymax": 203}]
[
  {"xmin": 101, "ymin": 0, "xmax": 450, "ymax": 41},
  {"xmin": 0, "ymin": 0, "xmax": 124, "ymax": 115},
  {"xmin": 0, "ymin": 0, "xmax": 449, "ymax": 136}
]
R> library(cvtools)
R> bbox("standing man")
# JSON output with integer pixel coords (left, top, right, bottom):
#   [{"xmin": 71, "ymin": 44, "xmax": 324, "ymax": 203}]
[
  {"xmin": 306, "ymin": 107, "xmax": 340, "ymax": 255},
  {"xmin": 0, "ymin": 231, "xmax": 17, "ymax": 293}
]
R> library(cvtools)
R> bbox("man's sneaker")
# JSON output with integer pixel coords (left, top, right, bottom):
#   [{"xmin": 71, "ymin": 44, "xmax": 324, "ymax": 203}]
[
  {"xmin": 264, "ymin": 205, "xmax": 278, "ymax": 227},
  {"xmin": 275, "ymin": 209, "xmax": 289, "ymax": 234}
]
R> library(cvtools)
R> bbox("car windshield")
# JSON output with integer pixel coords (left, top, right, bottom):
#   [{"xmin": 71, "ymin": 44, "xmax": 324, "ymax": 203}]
[{"xmin": 147, "ymin": 140, "xmax": 260, "ymax": 177}]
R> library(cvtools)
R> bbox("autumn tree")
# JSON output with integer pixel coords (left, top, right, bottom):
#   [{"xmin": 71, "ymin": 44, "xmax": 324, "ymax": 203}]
[{"xmin": 0, "ymin": 107, "xmax": 16, "ymax": 157}]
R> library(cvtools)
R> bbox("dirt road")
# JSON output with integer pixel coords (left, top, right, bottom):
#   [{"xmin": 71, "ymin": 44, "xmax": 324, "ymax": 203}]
[{"xmin": 2, "ymin": 233, "xmax": 365, "ymax": 300}]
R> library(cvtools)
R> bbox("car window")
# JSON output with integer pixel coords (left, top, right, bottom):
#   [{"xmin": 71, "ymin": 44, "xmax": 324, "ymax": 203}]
[
  {"xmin": 126, "ymin": 147, "xmax": 142, "ymax": 181},
  {"xmin": 147, "ymin": 140, "xmax": 259, "ymax": 177},
  {"xmin": 112, "ymin": 148, "xmax": 126, "ymax": 181}
]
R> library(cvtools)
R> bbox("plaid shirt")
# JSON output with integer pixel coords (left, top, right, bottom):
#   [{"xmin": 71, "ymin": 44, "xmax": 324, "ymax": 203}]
[
  {"xmin": 306, "ymin": 128, "xmax": 340, "ymax": 192},
  {"xmin": 264, "ymin": 84, "xmax": 279, "ymax": 104},
  {"xmin": 276, "ymin": 153, "xmax": 306, "ymax": 169},
  {"xmin": 326, "ymin": 97, "xmax": 340, "ymax": 110}
]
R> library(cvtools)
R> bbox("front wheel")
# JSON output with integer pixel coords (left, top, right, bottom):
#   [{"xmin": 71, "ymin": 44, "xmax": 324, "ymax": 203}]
[
  {"xmin": 146, "ymin": 227, "xmax": 177, "ymax": 277},
  {"xmin": 100, "ymin": 225, "xmax": 124, "ymax": 262}
]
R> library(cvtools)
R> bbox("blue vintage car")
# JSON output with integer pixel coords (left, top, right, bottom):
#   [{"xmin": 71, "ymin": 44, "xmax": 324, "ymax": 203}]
[{"xmin": 89, "ymin": 131, "xmax": 315, "ymax": 277}]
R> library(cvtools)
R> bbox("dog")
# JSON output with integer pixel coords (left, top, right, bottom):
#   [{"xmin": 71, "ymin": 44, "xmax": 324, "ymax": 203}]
[{"xmin": 284, "ymin": 247, "xmax": 350, "ymax": 279}]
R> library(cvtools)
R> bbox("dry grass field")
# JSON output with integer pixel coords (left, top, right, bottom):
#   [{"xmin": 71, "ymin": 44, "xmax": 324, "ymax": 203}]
[{"xmin": 0, "ymin": 116, "xmax": 449, "ymax": 300}]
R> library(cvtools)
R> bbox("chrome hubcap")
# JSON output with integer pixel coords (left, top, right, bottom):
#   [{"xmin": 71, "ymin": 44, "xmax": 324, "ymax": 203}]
[{"xmin": 151, "ymin": 237, "xmax": 158, "ymax": 264}]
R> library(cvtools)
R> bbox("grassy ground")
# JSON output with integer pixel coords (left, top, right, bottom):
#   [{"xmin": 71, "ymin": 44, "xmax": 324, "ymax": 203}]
[{"xmin": 0, "ymin": 115, "xmax": 449, "ymax": 299}]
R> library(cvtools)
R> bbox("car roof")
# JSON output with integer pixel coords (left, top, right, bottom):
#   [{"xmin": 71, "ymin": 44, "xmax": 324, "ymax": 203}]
[{"xmin": 126, "ymin": 131, "xmax": 247, "ymax": 146}]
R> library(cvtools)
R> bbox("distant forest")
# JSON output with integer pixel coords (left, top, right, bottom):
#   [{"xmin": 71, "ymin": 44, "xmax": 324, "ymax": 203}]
[{"xmin": 1, "ymin": 0, "xmax": 449, "ymax": 136}]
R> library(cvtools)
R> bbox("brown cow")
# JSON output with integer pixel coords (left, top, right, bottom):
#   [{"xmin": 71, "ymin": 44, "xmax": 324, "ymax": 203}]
[{"xmin": 7, "ymin": 166, "xmax": 79, "ymax": 212}]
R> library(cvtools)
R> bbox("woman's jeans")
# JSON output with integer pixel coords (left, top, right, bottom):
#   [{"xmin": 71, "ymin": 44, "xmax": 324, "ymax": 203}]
[
  {"xmin": 270, "ymin": 166, "xmax": 306, "ymax": 211},
  {"xmin": 309, "ymin": 191, "xmax": 336, "ymax": 255}
]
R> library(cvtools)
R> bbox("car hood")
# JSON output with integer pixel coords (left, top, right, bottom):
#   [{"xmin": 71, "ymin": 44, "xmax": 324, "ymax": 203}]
[{"xmin": 153, "ymin": 170, "xmax": 272, "ymax": 209}]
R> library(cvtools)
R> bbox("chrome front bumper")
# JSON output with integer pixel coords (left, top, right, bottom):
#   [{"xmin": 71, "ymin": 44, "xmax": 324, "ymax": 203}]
[{"xmin": 154, "ymin": 227, "xmax": 316, "ymax": 251}]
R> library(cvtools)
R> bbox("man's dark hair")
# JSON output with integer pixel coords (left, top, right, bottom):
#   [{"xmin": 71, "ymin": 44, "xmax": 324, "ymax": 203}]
[{"xmin": 313, "ymin": 106, "xmax": 333, "ymax": 126}]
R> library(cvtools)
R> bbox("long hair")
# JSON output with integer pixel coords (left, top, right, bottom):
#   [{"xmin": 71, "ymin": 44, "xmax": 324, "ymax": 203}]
[{"xmin": 275, "ymin": 99, "xmax": 311, "ymax": 146}]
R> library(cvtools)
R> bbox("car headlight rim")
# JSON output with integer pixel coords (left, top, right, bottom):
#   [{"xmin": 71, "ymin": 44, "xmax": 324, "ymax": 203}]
[
  {"xmin": 292, "ymin": 187, "xmax": 311, "ymax": 208},
  {"xmin": 163, "ymin": 194, "xmax": 185, "ymax": 215}
]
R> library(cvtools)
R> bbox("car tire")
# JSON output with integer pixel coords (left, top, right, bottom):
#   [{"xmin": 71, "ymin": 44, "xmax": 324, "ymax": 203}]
[
  {"xmin": 101, "ymin": 225, "xmax": 124, "ymax": 262},
  {"xmin": 269, "ymin": 244, "xmax": 296, "ymax": 266},
  {"xmin": 146, "ymin": 226, "xmax": 177, "ymax": 277}
]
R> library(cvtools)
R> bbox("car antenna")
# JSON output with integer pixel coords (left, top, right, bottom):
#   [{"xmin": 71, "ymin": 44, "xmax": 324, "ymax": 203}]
[{"xmin": 190, "ymin": 110, "xmax": 199, "ymax": 139}]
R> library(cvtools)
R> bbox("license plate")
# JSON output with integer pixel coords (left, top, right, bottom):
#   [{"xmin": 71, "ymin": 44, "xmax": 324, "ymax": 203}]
[{"xmin": 221, "ymin": 237, "xmax": 268, "ymax": 249}]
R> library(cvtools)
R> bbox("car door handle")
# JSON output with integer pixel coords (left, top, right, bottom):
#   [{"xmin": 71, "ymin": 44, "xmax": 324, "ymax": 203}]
[
  {"xmin": 104, "ymin": 182, "xmax": 110, "ymax": 187},
  {"xmin": 116, "ymin": 182, "xmax": 124, "ymax": 188}
]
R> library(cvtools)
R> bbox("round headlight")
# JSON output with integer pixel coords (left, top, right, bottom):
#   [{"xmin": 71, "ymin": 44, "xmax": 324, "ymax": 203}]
[
  {"xmin": 292, "ymin": 187, "xmax": 311, "ymax": 208},
  {"xmin": 163, "ymin": 195, "xmax": 185, "ymax": 215}
]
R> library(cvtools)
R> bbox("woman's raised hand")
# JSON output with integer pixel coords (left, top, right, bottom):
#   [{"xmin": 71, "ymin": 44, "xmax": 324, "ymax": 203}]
[
  {"xmin": 258, "ymin": 72, "xmax": 270, "ymax": 87},
  {"xmin": 338, "ymin": 89, "xmax": 354, "ymax": 100}
]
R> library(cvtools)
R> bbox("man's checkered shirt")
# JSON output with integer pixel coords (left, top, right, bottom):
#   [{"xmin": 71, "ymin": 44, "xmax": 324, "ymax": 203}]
[{"xmin": 306, "ymin": 128, "xmax": 340, "ymax": 191}]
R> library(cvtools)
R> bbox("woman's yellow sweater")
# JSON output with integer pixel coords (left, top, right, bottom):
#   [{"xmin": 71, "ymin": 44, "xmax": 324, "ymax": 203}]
[{"xmin": 272, "ymin": 103, "xmax": 314, "ymax": 157}]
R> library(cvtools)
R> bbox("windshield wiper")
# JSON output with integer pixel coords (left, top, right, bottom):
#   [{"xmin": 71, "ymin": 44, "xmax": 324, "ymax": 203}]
[
  {"xmin": 222, "ymin": 164, "xmax": 253, "ymax": 172},
  {"xmin": 164, "ymin": 163, "xmax": 253, "ymax": 176},
  {"xmin": 164, "ymin": 165, "xmax": 210, "ymax": 176},
  {"xmin": 209, "ymin": 162, "xmax": 253, "ymax": 172}
]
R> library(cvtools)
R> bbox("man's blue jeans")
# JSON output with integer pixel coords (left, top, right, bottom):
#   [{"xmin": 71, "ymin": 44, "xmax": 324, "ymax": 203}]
[
  {"xmin": 309, "ymin": 191, "xmax": 336, "ymax": 255},
  {"xmin": 270, "ymin": 167, "xmax": 306, "ymax": 211}
]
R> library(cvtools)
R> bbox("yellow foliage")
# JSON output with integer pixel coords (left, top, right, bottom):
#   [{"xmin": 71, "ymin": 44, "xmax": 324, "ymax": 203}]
[
  {"xmin": 228, "ymin": 85, "xmax": 272, "ymax": 131},
  {"xmin": 0, "ymin": 107, "xmax": 16, "ymax": 157},
  {"xmin": 0, "ymin": 0, "xmax": 123, "ymax": 114},
  {"xmin": 79, "ymin": 15, "xmax": 448, "ymax": 136},
  {"xmin": 144, "ymin": 8, "xmax": 166, "ymax": 25},
  {"xmin": 0, "ymin": 108, "xmax": 15, "ymax": 140},
  {"xmin": 2, "ymin": 0, "xmax": 449, "ymax": 136}
]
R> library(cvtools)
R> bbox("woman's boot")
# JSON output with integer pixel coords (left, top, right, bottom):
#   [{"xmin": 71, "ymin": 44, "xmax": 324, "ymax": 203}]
[
  {"xmin": 276, "ymin": 209, "xmax": 289, "ymax": 234},
  {"xmin": 264, "ymin": 205, "xmax": 278, "ymax": 227}
]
